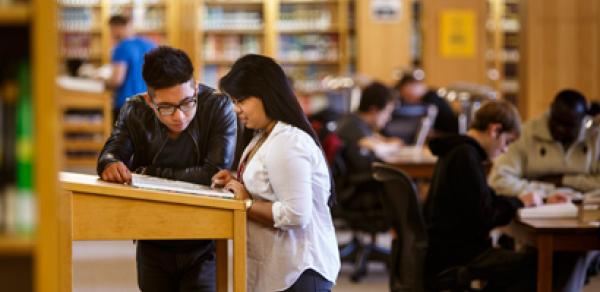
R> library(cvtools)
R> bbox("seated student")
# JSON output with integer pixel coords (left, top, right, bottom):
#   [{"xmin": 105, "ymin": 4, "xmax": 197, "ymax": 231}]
[
  {"xmin": 211, "ymin": 54, "xmax": 340, "ymax": 292},
  {"xmin": 386, "ymin": 74, "xmax": 459, "ymax": 140},
  {"xmin": 489, "ymin": 89, "xmax": 600, "ymax": 291},
  {"xmin": 335, "ymin": 82, "xmax": 400, "ymax": 207},
  {"xmin": 97, "ymin": 46, "xmax": 237, "ymax": 292},
  {"xmin": 490, "ymin": 89, "xmax": 600, "ymax": 198},
  {"xmin": 424, "ymin": 100, "xmax": 537, "ymax": 291}
]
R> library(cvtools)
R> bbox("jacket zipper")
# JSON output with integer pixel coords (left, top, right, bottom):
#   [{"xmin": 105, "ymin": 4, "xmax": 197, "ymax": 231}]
[
  {"xmin": 187, "ymin": 130, "xmax": 201, "ymax": 165},
  {"xmin": 152, "ymin": 122, "xmax": 169, "ymax": 165}
]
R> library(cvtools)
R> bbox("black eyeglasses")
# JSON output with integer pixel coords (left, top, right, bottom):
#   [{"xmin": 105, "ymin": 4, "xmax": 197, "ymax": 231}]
[{"xmin": 153, "ymin": 96, "xmax": 197, "ymax": 116}]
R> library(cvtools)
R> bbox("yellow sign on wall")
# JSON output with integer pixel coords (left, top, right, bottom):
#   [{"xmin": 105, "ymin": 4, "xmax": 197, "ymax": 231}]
[{"xmin": 440, "ymin": 10, "xmax": 476, "ymax": 58}]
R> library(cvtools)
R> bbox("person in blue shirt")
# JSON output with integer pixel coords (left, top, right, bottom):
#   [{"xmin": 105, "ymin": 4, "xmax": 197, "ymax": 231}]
[{"xmin": 105, "ymin": 14, "xmax": 156, "ymax": 121}]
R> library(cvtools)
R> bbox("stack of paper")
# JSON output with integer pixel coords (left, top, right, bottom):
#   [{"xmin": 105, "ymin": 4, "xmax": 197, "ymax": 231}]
[
  {"xmin": 518, "ymin": 203, "xmax": 578, "ymax": 219},
  {"xmin": 131, "ymin": 174, "xmax": 234, "ymax": 199}
]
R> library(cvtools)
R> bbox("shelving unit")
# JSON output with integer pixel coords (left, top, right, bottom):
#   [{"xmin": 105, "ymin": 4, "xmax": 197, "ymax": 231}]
[
  {"xmin": 57, "ymin": 0, "xmax": 175, "ymax": 73},
  {"xmin": 198, "ymin": 0, "xmax": 266, "ymax": 88},
  {"xmin": 195, "ymin": 0, "xmax": 352, "ymax": 113},
  {"xmin": 58, "ymin": 88, "xmax": 112, "ymax": 169},
  {"xmin": 0, "ymin": 1, "xmax": 61, "ymax": 291},
  {"xmin": 0, "ymin": 3, "xmax": 31, "ymax": 24},
  {"xmin": 109, "ymin": 0, "xmax": 170, "ymax": 46},
  {"xmin": 0, "ymin": 234, "xmax": 34, "ymax": 256},
  {"xmin": 486, "ymin": 0, "xmax": 520, "ymax": 104},
  {"xmin": 0, "ymin": 2, "xmax": 35, "ymax": 291},
  {"xmin": 58, "ymin": 0, "xmax": 105, "ymax": 71},
  {"xmin": 277, "ymin": 0, "xmax": 349, "ymax": 102}
]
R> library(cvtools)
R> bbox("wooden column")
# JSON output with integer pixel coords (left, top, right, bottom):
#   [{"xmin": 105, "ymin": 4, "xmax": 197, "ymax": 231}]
[
  {"xmin": 33, "ymin": 0, "xmax": 61, "ymax": 291},
  {"xmin": 519, "ymin": 0, "xmax": 600, "ymax": 120},
  {"xmin": 263, "ymin": 0, "xmax": 278, "ymax": 58},
  {"xmin": 421, "ymin": 0, "xmax": 487, "ymax": 88},
  {"xmin": 356, "ymin": 0, "xmax": 412, "ymax": 84},
  {"xmin": 179, "ymin": 0, "xmax": 200, "ymax": 77}
]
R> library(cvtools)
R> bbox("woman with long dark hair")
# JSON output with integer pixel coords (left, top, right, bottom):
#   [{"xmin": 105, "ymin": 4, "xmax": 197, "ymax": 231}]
[{"xmin": 211, "ymin": 54, "xmax": 340, "ymax": 291}]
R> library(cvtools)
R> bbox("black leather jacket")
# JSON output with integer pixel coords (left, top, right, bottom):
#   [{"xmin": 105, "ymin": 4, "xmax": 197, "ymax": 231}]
[{"xmin": 97, "ymin": 84, "xmax": 237, "ymax": 185}]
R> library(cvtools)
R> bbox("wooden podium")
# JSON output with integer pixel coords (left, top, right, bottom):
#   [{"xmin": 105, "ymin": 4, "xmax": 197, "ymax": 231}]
[{"xmin": 59, "ymin": 172, "xmax": 246, "ymax": 292}]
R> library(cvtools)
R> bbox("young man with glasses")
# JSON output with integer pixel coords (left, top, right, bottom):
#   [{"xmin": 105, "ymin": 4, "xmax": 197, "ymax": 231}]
[{"xmin": 97, "ymin": 46, "xmax": 237, "ymax": 292}]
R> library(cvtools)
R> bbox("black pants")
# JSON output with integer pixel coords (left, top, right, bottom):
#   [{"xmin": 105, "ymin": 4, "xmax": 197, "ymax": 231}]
[
  {"xmin": 463, "ymin": 248, "xmax": 536, "ymax": 292},
  {"xmin": 282, "ymin": 269, "xmax": 333, "ymax": 292},
  {"xmin": 136, "ymin": 241, "xmax": 216, "ymax": 292}
]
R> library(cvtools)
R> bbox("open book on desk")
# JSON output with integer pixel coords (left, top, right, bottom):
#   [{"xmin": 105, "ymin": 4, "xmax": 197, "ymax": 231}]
[
  {"xmin": 583, "ymin": 189, "xmax": 600, "ymax": 204},
  {"xmin": 518, "ymin": 203, "xmax": 578, "ymax": 219},
  {"xmin": 131, "ymin": 174, "xmax": 234, "ymax": 199}
]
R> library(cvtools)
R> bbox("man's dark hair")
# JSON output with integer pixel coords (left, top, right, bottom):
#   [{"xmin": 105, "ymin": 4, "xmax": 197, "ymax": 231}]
[
  {"xmin": 552, "ymin": 89, "xmax": 587, "ymax": 113},
  {"xmin": 358, "ymin": 82, "xmax": 393, "ymax": 113},
  {"xmin": 470, "ymin": 100, "xmax": 521, "ymax": 135},
  {"xmin": 108, "ymin": 14, "xmax": 130, "ymax": 26},
  {"xmin": 394, "ymin": 74, "xmax": 420, "ymax": 91},
  {"xmin": 142, "ymin": 46, "xmax": 194, "ymax": 92}
]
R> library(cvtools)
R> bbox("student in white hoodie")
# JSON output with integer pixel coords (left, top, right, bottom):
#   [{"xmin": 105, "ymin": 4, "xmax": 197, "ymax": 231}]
[{"xmin": 211, "ymin": 54, "xmax": 340, "ymax": 292}]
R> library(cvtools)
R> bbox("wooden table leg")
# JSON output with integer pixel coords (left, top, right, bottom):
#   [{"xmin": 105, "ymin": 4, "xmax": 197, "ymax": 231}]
[
  {"xmin": 537, "ymin": 234, "xmax": 553, "ymax": 292},
  {"xmin": 59, "ymin": 191, "xmax": 73, "ymax": 292},
  {"xmin": 233, "ymin": 210, "xmax": 247, "ymax": 292},
  {"xmin": 216, "ymin": 239, "xmax": 228, "ymax": 292}
]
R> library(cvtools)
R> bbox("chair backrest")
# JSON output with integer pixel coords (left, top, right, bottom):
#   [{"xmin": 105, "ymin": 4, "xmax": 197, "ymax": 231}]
[{"xmin": 373, "ymin": 162, "xmax": 428, "ymax": 292}]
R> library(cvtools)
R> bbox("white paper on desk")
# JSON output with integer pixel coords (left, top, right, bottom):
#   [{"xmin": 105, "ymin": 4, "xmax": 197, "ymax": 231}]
[
  {"xmin": 518, "ymin": 203, "xmax": 578, "ymax": 219},
  {"xmin": 584, "ymin": 189, "xmax": 600, "ymax": 204},
  {"xmin": 131, "ymin": 174, "xmax": 234, "ymax": 199}
]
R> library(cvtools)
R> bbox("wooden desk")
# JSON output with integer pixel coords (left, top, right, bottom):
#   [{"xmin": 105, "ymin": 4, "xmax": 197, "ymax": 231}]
[
  {"xmin": 59, "ymin": 172, "xmax": 246, "ymax": 292},
  {"xmin": 506, "ymin": 218, "xmax": 600, "ymax": 292},
  {"xmin": 379, "ymin": 149, "xmax": 437, "ymax": 180}
]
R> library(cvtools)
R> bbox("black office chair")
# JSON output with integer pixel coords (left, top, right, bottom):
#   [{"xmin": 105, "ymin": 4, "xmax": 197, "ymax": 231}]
[
  {"xmin": 332, "ymin": 150, "xmax": 391, "ymax": 282},
  {"xmin": 372, "ymin": 162, "xmax": 476, "ymax": 292}
]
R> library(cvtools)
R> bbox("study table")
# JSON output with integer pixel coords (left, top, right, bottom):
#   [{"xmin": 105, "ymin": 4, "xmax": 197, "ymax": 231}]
[
  {"xmin": 379, "ymin": 148, "xmax": 437, "ymax": 180},
  {"xmin": 59, "ymin": 172, "xmax": 247, "ymax": 292},
  {"xmin": 505, "ymin": 217, "xmax": 600, "ymax": 292}
]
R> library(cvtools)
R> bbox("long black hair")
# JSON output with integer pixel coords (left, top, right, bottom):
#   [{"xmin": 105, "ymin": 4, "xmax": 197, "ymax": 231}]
[{"xmin": 219, "ymin": 54, "xmax": 336, "ymax": 206}]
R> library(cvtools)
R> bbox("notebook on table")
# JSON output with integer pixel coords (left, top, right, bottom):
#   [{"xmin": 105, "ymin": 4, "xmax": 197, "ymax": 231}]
[
  {"xmin": 131, "ymin": 174, "xmax": 234, "ymax": 199},
  {"xmin": 518, "ymin": 203, "xmax": 578, "ymax": 219}
]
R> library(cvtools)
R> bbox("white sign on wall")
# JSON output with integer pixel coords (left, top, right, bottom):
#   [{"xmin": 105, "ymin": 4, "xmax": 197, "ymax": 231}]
[{"xmin": 370, "ymin": 0, "xmax": 402, "ymax": 22}]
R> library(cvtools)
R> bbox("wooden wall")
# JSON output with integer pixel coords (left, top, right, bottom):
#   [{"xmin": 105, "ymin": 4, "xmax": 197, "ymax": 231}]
[
  {"xmin": 519, "ymin": 0, "xmax": 600, "ymax": 119},
  {"xmin": 421, "ymin": 0, "xmax": 487, "ymax": 88},
  {"xmin": 356, "ymin": 0, "xmax": 412, "ymax": 84}
]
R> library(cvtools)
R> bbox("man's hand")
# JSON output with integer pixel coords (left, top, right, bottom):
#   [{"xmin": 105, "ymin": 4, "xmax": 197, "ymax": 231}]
[
  {"xmin": 519, "ymin": 191, "xmax": 543, "ymax": 207},
  {"xmin": 101, "ymin": 161, "xmax": 132, "ymax": 184},
  {"xmin": 546, "ymin": 192, "xmax": 571, "ymax": 204}
]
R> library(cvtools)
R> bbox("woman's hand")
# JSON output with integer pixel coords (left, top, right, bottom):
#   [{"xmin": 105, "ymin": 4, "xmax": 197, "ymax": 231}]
[
  {"xmin": 224, "ymin": 180, "xmax": 251, "ymax": 200},
  {"xmin": 211, "ymin": 169, "xmax": 234, "ymax": 188}
]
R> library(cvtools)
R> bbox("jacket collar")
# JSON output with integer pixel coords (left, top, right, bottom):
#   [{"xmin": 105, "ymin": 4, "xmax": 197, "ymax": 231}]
[
  {"xmin": 429, "ymin": 134, "xmax": 488, "ymax": 161},
  {"xmin": 185, "ymin": 84, "xmax": 216, "ymax": 142}
]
